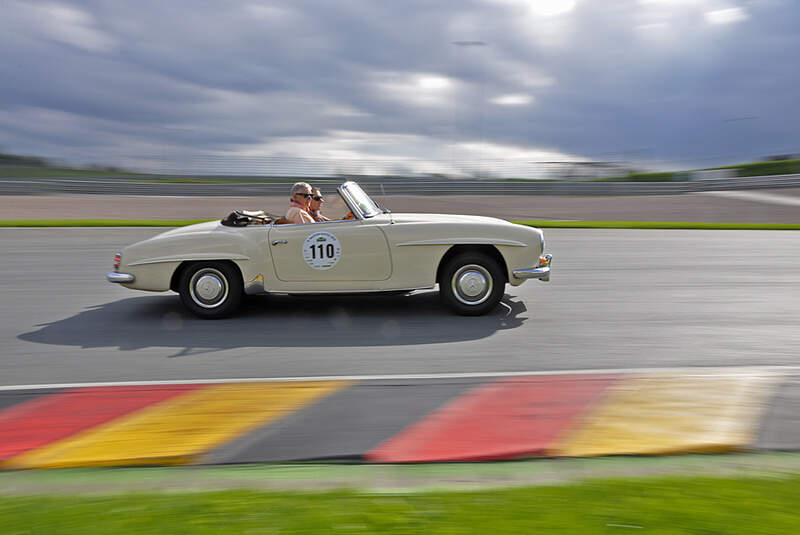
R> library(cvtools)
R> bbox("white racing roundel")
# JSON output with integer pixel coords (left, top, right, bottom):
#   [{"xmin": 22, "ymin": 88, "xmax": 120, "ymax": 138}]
[{"xmin": 302, "ymin": 231, "xmax": 342, "ymax": 270}]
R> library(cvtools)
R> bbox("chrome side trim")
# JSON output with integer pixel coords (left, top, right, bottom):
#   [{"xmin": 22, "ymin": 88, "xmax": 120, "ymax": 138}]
[
  {"xmin": 128, "ymin": 253, "xmax": 250, "ymax": 266},
  {"xmin": 107, "ymin": 272, "xmax": 135, "ymax": 283},
  {"xmin": 270, "ymin": 286, "xmax": 434, "ymax": 295},
  {"xmin": 244, "ymin": 273, "xmax": 266, "ymax": 295},
  {"xmin": 397, "ymin": 239, "xmax": 527, "ymax": 247},
  {"xmin": 269, "ymin": 218, "xmax": 359, "ymax": 228}
]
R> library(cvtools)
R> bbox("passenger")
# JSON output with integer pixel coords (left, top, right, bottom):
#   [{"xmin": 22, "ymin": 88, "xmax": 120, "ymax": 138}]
[
  {"xmin": 285, "ymin": 182, "xmax": 315, "ymax": 224},
  {"xmin": 309, "ymin": 187, "xmax": 330, "ymax": 222}
]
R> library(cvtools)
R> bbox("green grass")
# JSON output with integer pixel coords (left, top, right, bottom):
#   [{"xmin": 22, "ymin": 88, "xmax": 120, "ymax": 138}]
[
  {"xmin": 595, "ymin": 158, "xmax": 800, "ymax": 181},
  {"xmin": 3, "ymin": 219, "xmax": 800, "ymax": 229},
  {"xmin": 2, "ymin": 475, "xmax": 800, "ymax": 533},
  {"xmin": 4, "ymin": 156, "xmax": 800, "ymax": 182},
  {"xmin": 148, "ymin": 177, "xmax": 338, "ymax": 184},
  {"xmin": 0, "ymin": 166, "xmax": 301, "ymax": 182},
  {"xmin": 596, "ymin": 171, "xmax": 682, "ymax": 182},
  {"xmin": 717, "ymin": 158, "xmax": 800, "ymax": 178},
  {"xmin": 0, "ymin": 165, "xmax": 332, "ymax": 182},
  {"xmin": 514, "ymin": 220, "xmax": 800, "ymax": 230},
  {"xmin": 0, "ymin": 165, "xmax": 145, "ymax": 179},
  {"xmin": 0, "ymin": 219, "xmax": 214, "ymax": 227}
]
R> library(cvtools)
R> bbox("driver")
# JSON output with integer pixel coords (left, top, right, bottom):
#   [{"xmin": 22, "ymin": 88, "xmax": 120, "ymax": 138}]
[{"xmin": 285, "ymin": 182, "xmax": 315, "ymax": 224}]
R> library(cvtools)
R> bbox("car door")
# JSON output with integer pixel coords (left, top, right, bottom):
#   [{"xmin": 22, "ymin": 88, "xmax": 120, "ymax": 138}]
[{"xmin": 268, "ymin": 220, "xmax": 391, "ymax": 282}]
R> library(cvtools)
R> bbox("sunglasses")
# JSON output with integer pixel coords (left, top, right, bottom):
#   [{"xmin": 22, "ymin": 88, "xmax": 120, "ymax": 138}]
[
  {"xmin": 296, "ymin": 192, "xmax": 313, "ymax": 198},
  {"xmin": 312, "ymin": 195, "xmax": 324, "ymax": 201}
]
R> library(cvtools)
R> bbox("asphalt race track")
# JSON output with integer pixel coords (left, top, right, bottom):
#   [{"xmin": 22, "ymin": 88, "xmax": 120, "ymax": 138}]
[{"xmin": 1, "ymin": 227, "xmax": 799, "ymax": 387}]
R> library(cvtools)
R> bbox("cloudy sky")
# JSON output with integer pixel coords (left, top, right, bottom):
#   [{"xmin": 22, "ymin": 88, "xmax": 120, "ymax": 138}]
[{"xmin": 0, "ymin": 0, "xmax": 798, "ymax": 176}]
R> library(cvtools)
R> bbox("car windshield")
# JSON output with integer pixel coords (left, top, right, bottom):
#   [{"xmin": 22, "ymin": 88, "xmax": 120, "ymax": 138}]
[{"xmin": 340, "ymin": 181, "xmax": 382, "ymax": 218}]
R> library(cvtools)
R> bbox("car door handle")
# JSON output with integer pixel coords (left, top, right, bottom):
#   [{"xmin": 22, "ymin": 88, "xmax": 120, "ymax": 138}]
[{"xmin": 271, "ymin": 239, "xmax": 288, "ymax": 245}]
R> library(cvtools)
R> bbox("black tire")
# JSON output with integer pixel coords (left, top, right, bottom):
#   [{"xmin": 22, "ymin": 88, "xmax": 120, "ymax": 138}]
[
  {"xmin": 178, "ymin": 262, "xmax": 243, "ymax": 319},
  {"xmin": 438, "ymin": 252, "xmax": 505, "ymax": 316}
]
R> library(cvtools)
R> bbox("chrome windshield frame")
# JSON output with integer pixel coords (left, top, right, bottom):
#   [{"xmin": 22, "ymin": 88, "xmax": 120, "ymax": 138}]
[{"xmin": 337, "ymin": 181, "xmax": 381, "ymax": 220}]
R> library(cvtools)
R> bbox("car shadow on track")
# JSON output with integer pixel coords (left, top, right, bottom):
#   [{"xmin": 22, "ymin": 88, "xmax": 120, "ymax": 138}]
[{"xmin": 18, "ymin": 291, "xmax": 528, "ymax": 355}]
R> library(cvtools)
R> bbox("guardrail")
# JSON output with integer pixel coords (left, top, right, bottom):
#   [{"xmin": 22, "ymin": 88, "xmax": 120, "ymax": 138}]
[{"xmin": 0, "ymin": 174, "xmax": 798, "ymax": 196}]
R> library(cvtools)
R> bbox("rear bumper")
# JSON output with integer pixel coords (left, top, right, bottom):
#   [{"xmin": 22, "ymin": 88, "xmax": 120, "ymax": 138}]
[
  {"xmin": 107, "ymin": 272, "xmax": 135, "ymax": 283},
  {"xmin": 512, "ymin": 254, "xmax": 552, "ymax": 282}
]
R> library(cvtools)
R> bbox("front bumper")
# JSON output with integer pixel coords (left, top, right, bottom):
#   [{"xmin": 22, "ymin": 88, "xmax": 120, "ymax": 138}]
[
  {"xmin": 107, "ymin": 272, "xmax": 135, "ymax": 283},
  {"xmin": 512, "ymin": 254, "xmax": 552, "ymax": 282}
]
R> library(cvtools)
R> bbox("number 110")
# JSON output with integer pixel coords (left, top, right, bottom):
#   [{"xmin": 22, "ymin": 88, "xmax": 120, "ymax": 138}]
[{"xmin": 310, "ymin": 243, "xmax": 335, "ymax": 259}]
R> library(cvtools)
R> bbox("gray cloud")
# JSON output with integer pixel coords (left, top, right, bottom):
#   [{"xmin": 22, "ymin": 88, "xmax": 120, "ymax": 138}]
[{"xmin": 0, "ymin": 0, "xmax": 797, "ymax": 175}]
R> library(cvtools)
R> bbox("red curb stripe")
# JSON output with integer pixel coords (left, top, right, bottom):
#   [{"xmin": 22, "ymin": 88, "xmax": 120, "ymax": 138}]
[
  {"xmin": 366, "ymin": 374, "xmax": 619, "ymax": 462},
  {"xmin": 0, "ymin": 384, "xmax": 203, "ymax": 461}
]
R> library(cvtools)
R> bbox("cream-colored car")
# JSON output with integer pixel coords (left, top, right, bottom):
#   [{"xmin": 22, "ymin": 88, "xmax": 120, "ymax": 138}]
[{"xmin": 107, "ymin": 181, "xmax": 551, "ymax": 318}]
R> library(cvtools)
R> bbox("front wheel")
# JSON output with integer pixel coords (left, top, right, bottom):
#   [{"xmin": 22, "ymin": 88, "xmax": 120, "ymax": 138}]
[
  {"xmin": 438, "ymin": 253, "xmax": 505, "ymax": 316},
  {"xmin": 178, "ymin": 262, "xmax": 243, "ymax": 319}
]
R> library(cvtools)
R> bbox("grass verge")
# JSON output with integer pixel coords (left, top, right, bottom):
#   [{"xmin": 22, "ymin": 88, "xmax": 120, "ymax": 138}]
[
  {"xmin": 0, "ymin": 219, "xmax": 212, "ymax": 227},
  {"xmin": 3, "ymin": 453, "xmax": 799, "ymax": 494},
  {"xmin": 2, "ymin": 219, "xmax": 799, "ymax": 229},
  {"xmin": 0, "ymin": 166, "xmax": 141, "ymax": 179},
  {"xmin": 3, "ymin": 475, "xmax": 800, "ymax": 533},
  {"xmin": 514, "ymin": 220, "xmax": 800, "ymax": 230}
]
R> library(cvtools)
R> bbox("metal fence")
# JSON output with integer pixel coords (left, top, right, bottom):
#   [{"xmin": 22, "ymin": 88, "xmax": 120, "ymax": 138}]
[{"xmin": 0, "ymin": 173, "xmax": 798, "ymax": 197}]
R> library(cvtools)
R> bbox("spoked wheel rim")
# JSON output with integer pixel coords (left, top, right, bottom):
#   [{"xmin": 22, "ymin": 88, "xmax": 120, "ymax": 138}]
[
  {"xmin": 189, "ymin": 267, "xmax": 229, "ymax": 309},
  {"xmin": 450, "ymin": 264, "xmax": 493, "ymax": 306}
]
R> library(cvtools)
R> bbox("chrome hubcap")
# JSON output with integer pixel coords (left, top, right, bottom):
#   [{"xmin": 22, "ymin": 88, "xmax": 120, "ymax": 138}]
[
  {"xmin": 452, "ymin": 264, "xmax": 493, "ymax": 305},
  {"xmin": 196, "ymin": 275, "xmax": 223, "ymax": 300},
  {"xmin": 189, "ymin": 268, "xmax": 229, "ymax": 309},
  {"xmin": 459, "ymin": 271, "xmax": 487, "ymax": 297}
]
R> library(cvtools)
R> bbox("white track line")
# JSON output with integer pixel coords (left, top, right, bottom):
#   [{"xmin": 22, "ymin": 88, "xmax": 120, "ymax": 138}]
[{"xmin": 0, "ymin": 366, "xmax": 796, "ymax": 392}]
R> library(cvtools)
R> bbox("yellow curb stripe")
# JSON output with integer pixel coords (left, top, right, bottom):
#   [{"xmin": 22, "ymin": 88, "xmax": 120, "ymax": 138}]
[
  {"xmin": 7, "ymin": 381, "xmax": 349, "ymax": 469},
  {"xmin": 551, "ymin": 372, "xmax": 779, "ymax": 457}
]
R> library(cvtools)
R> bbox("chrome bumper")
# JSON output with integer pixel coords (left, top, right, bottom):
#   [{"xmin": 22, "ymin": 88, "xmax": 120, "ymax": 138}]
[
  {"xmin": 107, "ymin": 272, "xmax": 135, "ymax": 283},
  {"xmin": 513, "ymin": 254, "xmax": 552, "ymax": 282}
]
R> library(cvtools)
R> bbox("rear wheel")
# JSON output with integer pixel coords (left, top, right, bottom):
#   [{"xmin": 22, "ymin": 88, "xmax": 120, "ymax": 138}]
[
  {"xmin": 179, "ymin": 262, "xmax": 243, "ymax": 319},
  {"xmin": 438, "ymin": 252, "xmax": 505, "ymax": 315}
]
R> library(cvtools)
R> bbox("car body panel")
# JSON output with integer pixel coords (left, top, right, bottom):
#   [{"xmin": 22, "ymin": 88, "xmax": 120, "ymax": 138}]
[
  {"xmin": 111, "ymin": 182, "xmax": 548, "ymax": 298},
  {"xmin": 268, "ymin": 220, "xmax": 392, "ymax": 282},
  {"xmin": 375, "ymin": 213, "xmax": 544, "ymax": 288}
]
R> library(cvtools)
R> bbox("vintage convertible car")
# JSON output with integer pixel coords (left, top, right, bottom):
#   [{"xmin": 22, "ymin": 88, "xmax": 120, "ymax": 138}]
[{"xmin": 107, "ymin": 181, "xmax": 552, "ymax": 318}]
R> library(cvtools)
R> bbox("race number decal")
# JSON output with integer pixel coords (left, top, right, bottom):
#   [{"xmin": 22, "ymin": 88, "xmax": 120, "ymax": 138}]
[{"xmin": 302, "ymin": 232, "xmax": 342, "ymax": 270}]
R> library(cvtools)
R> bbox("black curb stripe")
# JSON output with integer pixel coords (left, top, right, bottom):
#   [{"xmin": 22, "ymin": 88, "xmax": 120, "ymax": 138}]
[
  {"xmin": 0, "ymin": 389, "xmax": 65, "ymax": 414},
  {"xmin": 206, "ymin": 378, "xmax": 489, "ymax": 464},
  {"xmin": 755, "ymin": 375, "xmax": 800, "ymax": 450}
]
